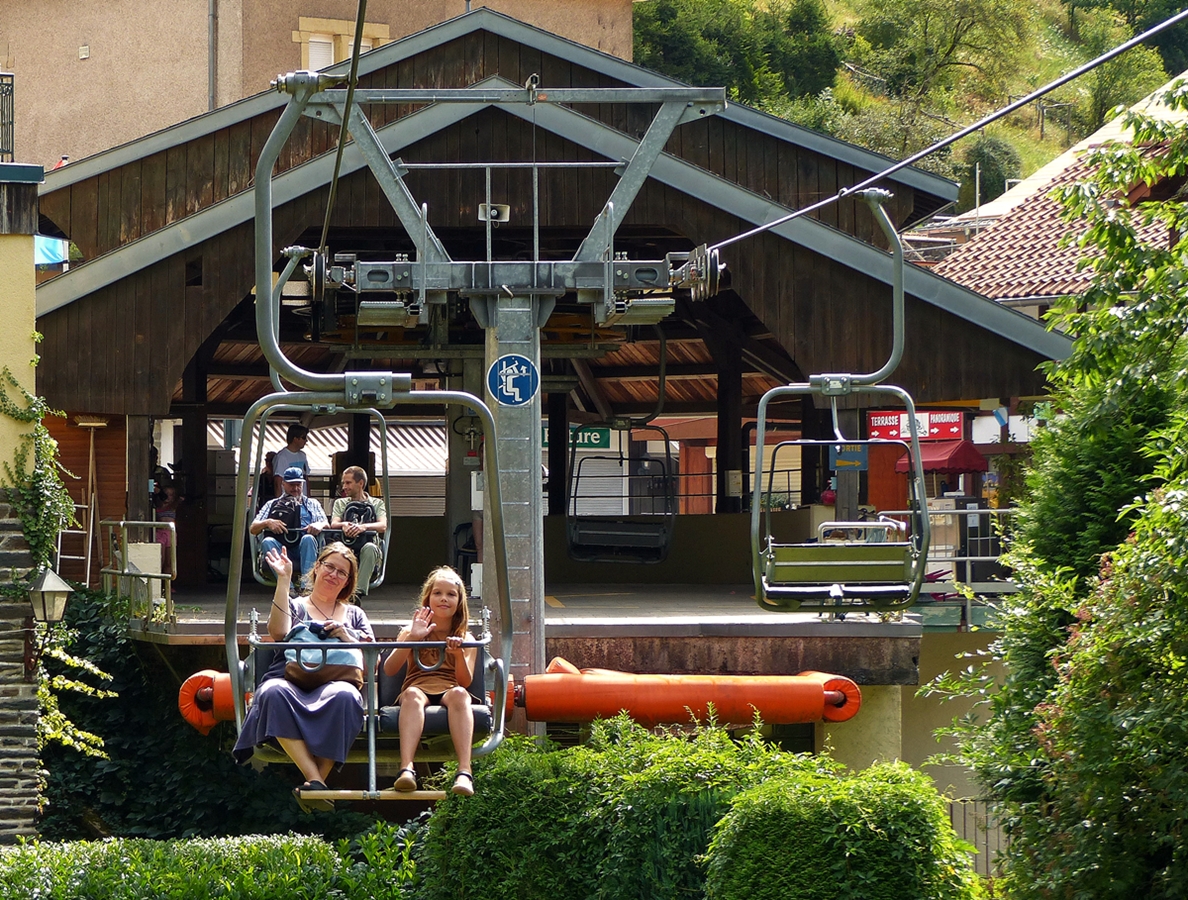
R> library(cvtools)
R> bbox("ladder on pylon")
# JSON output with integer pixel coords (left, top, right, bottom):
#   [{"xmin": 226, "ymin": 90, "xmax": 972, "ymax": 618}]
[{"xmin": 56, "ymin": 417, "xmax": 105, "ymax": 584}]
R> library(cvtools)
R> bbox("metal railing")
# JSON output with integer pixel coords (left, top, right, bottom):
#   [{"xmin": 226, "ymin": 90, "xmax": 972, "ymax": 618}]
[
  {"xmin": 0, "ymin": 73, "xmax": 13, "ymax": 162},
  {"xmin": 948, "ymin": 799, "xmax": 1005, "ymax": 878},
  {"xmin": 880, "ymin": 506, "xmax": 1017, "ymax": 596},
  {"xmin": 100, "ymin": 520, "xmax": 177, "ymax": 625}
]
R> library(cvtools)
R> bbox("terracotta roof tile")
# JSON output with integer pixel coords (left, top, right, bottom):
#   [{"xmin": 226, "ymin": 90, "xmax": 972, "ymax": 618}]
[
  {"xmin": 933, "ymin": 160, "xmax": 1098, "ymax": 300},
  {"xmin": 933, "ymin": 156, "xmax": 1169, "ymax": 301}
]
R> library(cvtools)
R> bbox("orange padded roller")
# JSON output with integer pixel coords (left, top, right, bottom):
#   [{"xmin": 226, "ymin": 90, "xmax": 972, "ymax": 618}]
[
  {"xmin": 520, "ymin": 658, "xmax": 860, "ymax": 727},
  {"xmin": 178, "ymin": 670, "xmax": 237, "ymax": 735}
]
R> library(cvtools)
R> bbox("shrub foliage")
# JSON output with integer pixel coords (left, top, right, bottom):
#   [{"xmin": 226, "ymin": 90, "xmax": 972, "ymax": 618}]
[
  {"xmin": 414, "ymin": 719, "xmax": 981, "ymax": 900},
  {"xmin": 930, "ymin": 80, "xmax": 1188, "ymax": 897},
  {"xmin": 704, "ymin": 764, "xmax": 981, "ymax": 900},
  {"xmin": 0, "ymin": 822, "xmax": 417, "ymax": 900}
]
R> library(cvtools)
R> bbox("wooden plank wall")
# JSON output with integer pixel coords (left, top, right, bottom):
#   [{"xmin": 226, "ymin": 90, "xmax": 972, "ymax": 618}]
[
  {"xmin": 37, "ymin": 33, "xmax": 918, "ymax": 265},
  {"xmin": 37, "ymin": 29, "xmax": 1044, "ymax": 416},
  {"xmin": 43, "ymin": 415, "xmax": 128, "ymax": 586}
]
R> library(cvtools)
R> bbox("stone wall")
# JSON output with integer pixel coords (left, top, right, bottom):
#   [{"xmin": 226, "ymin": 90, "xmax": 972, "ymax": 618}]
[{"xmin": 0, "ymin": 489, "xmax": 39, "ymax": 843}]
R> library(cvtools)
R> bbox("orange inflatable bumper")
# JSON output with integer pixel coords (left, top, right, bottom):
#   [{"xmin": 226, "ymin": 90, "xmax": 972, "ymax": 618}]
[
  {"xmin": 178, "ymin": 670, "xmax": 237, "ymax": 735},
  {"xmin": 520, "ymin": 658, "xmax": 860, "ymax": 727}
]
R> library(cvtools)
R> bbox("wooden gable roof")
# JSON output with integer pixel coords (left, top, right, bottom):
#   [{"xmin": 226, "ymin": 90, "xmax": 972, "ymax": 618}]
[{"xmin": 33, "ymin": 9, "xmax": 1068, "ymax": 417}]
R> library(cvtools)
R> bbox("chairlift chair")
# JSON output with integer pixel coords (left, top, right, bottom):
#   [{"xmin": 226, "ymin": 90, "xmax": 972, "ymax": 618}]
[
  {"xmin": 565, "ymin": 422, "xmax": 676, "ymax": 564},
  {"xmin": 229, "ymin": 390, "xmax": 511, "ymax": 801},
  {"xmin": 749, "ymin": 189, "xmax": 931, "ymax": 612},
  {"xmin": 221, "ymin": 71, "xmax": 516, "ymax": 798},
  {"xmin": 755, "ymin": 433, "xmax": 927, "ymax": 611},
  {"xmin": 246, "ymin": 404, "xmax": 393, "ymax": 591},
  {"xmin": 243, "ymin": 609, "xmax": 505, "ymax": 800}
]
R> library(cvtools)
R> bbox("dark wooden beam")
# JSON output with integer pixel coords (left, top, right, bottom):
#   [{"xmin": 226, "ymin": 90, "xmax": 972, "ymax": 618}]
[
  {"xmin": 572, "ymin": 358, "xmax": 613, "ymax": 421},
  {"xmin": 592, "ymin": 363, "xmax": 717, "ymax": 380}
]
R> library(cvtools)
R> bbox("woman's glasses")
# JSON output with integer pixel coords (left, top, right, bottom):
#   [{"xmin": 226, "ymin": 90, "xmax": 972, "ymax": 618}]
[{"xmin": 319, "ymin": 561, "xmax": 350, "ymax": 580}]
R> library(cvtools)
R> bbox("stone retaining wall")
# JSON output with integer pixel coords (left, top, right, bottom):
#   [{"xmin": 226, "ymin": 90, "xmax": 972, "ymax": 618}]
[{"xmin": 0, "ymin": 490, "xmax": 39, "ymax": 843}]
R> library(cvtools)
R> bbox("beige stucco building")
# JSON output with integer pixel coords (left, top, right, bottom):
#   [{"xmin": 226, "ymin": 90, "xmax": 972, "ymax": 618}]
[{"xmin": 0, "ymin": 0, "xmax": 633, "ymax": 168}]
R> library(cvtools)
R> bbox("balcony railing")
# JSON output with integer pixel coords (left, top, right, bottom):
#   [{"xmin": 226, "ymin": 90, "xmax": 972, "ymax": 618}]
[
  {"xmin": 880, "ymin": 506, "xmax": 1018, "ymax": 597},
  {"xmin": 0, "ymin": 73, "xmax": 13, "ymax": 162}
]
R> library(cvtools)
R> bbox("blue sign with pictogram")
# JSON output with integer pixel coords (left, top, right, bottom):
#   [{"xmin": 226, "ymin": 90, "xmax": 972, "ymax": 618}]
[
  {"xmin": 487, "ymin": 354, "xmax": 540, "ymax": 407},
  {"xmin": 829, "ymin": 443, "xmax": 869, "ymax": 471}
]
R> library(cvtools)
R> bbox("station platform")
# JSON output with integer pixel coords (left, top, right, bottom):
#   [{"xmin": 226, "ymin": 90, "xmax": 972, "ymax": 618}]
[{"xmin": 128, "ymin": 579, "xmax": 925, "ymax": 684}]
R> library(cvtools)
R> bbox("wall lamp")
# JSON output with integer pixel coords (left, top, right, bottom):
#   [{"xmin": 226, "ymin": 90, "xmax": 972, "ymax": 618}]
[{"xmin": 24, "ymin": 567, "xmax": 73, "ymax": 681}]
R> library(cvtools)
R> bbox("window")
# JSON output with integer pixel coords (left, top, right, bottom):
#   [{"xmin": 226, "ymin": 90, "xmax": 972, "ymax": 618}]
[
  {"xmin": 307, "ymin": 35, "xmax": 334, "ymax": 71},
  {"xmin": 293, "ymin": 18, "xmax": 388, "ymax": 70}
]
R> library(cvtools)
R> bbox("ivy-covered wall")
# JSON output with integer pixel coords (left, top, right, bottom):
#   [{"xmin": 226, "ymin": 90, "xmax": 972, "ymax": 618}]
[
  {"xmin": 0, "ymin": 170, "xmax": 43, "ymax": 844},
  {"xmin": 0, "ymin": 488, "xmax": 38, "ymax": 843}
]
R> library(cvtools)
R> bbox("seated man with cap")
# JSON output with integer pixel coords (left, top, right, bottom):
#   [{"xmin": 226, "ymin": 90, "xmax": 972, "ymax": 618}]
[{"xmin": 250, "ymin": 466, "xmax": 327, "ymax": 583}]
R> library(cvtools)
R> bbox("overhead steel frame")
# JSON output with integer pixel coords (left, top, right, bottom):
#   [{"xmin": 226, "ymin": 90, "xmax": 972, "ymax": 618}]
[{"xmin": 255, "ymin": 70, "xmax": 726, "ymax": 692}]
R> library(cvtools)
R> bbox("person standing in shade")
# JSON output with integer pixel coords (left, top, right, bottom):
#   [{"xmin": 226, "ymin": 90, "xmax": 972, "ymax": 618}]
[
  {"xmin": 251, "ymin": 467, "xmax": 327, "ymax": 583},
  {"xmin": 330, "ymin": 466, "xmax": 387, "ymax": 596},
  {"xmin": 272, "ymin": 424, "xmax": 310, "ymax": 497}
]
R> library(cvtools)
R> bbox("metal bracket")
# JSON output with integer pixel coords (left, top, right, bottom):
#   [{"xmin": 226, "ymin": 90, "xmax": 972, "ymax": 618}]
[
  {"xmin": 273, "ymin": 79, "xmax": 730, "ymax": 341},
  {"xmin": 344, "ymin": 372, "xmax": 411, "ymax": 407},
  {"xmin": 810, "ymin": 373, "xmax": 856, "ymax": 396},
  {"xmin": 671, "ymin": 245, "xmax": 723, "ymax": 302}
]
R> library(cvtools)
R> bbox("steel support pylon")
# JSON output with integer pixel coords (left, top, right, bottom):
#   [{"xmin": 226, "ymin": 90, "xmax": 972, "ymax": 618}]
[{"xmin": 483, "ymin": 295, "xmax": 546, "ymax": 706}]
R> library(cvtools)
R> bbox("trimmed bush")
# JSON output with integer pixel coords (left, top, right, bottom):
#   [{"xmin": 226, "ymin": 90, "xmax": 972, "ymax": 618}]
[
  {"xmin": 704, "ymin": 762, "xmax": 983, "ymax": 900},
  {"xmin": 0, "ymin": 821, "xmax": 418, "ymax": 899},
  {"xmin": 414, "ymin": 720, "xmax": 977, "ymax": 900}
]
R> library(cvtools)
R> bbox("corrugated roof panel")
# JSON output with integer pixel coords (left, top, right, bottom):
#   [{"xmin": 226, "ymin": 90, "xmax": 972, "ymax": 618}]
[{"xmin": 207, "ymin": 420, "xmax": 447, "ymax": 476}]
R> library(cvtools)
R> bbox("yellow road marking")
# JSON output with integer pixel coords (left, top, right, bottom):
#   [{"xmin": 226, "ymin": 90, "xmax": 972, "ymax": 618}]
[{"xmin": 544, "ymin": 595, "xmax": 564, "ymax": 608}]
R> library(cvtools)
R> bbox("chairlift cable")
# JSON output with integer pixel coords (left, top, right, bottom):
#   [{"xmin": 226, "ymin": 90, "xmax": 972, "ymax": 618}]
[
  {"xmin": 317, "ymin": 0, "xmax": 370, "ymax": 255},
  {"xmin": 710, "ymin": 6, "xmax": 1188, "ymax": 253}
]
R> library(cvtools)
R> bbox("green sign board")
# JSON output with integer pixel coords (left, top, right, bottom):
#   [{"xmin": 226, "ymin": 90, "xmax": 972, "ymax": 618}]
[{"xmin": 541, "ymin": 426, "xmax": 612, "ymax": 449}]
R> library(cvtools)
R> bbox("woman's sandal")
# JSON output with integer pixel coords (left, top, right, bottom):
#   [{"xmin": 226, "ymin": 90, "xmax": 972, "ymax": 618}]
[
  {"xmin": 393, "ymin": 767, "xmax": 418, "ymax": 792},
  {"xmin": 293, "ymin": 781, "xmax": 334, "ymax": 813},
  {"xmin": 451, "ymin": 771, "xmax": 475, "ymax": 797}
]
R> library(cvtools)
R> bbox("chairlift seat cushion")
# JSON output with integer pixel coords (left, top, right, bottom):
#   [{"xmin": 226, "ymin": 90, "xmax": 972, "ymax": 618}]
[
  {"xmin": 376, "ymin": 649, "xmax": 491, "ymax": 737},
  {"xmin": 378, "ymin": 704, "xmax": 493, "ymax": 737},
  {"xmin": 765, "ymin": 541, "xmax": 913, "ymax": 585},
  {"xmin": 569, "ymin": 518, "xmax": 669, "ymax": 550}
]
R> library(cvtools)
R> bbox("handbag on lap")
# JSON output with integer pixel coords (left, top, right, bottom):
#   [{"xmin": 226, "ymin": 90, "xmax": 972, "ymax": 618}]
[{"xmin": 282, "ymin": 622, "xmax": 364, "ymax": 692}]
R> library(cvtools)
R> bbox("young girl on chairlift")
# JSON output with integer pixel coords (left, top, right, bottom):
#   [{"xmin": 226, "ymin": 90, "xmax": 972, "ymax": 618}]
[{"xmin": 383, "ymin": 566, "xmax": 478, "ymax": 796}]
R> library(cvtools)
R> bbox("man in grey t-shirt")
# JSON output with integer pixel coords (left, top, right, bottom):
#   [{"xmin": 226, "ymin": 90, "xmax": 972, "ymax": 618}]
[{"xmin": 271, "ymin": 423, "xmax": 310, "ymax": 496}]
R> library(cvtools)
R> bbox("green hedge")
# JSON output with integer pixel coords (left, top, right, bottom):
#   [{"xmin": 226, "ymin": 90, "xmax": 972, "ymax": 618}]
[
  {"xmin": 704, "ymin": 764, "xmax": 983, "ymax": 900},
  {"xmin": 16, "ymin": 723, "xmax": 982, "ymax": 900},
  {"xmin": 0, "ymin": 821, "xmax": 419, "ymax": 900},
  {"xmin": 413, "ymin": 720, "xmax": 981, "ymax": 900},
  {"xmin": 41, "ymin": 591, "xmax": 376, "ymax": 840}
]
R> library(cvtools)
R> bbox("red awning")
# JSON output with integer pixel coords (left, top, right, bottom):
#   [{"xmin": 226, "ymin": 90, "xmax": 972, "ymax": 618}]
[{"xmin": 895, "ymin": 440, "xmax": 988, "ymax": 474}]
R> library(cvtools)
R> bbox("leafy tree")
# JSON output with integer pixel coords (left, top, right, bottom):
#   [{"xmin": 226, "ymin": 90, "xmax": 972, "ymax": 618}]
[
  {"xmin": 851, "ymin": 0, "xmax": 1031, "ymax": 103},
  {"xmin": 633, "ymin": 0, "xmax": 842, "ymax": 105},
  {"xmin": 956, "ymin": 134, "xmax": 1022, "ymax": 211},
  {"xmin": 832, "ymin": 102, "xmax": 958, "ymax": 177},
  {"xmin": 1063, "ymin": 0, "xmax": 1188, "ymax": 74},
  {"xmin": 929, "ymin": 79, "xmax": 1188, "ymax": 897},
  {"xmin": 1074, "ymin": 9, "xmax": 1167, "ymax": 133}
]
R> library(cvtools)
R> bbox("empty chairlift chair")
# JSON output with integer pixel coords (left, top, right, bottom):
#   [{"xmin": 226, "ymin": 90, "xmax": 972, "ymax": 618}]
[
  {"xmin": 565, "ymin": 422, "xmax": 675, "ymax": 564},
  {"xmin": 749, "ymin": 189, "xmax": 930, "ymax": 612}
]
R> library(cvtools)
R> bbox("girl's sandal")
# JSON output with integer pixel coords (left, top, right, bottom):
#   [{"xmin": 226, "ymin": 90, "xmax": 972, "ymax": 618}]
[
  {"xmin": 451, "ymin": 771, "xmax": 475, "ymax": 797},
  {"xmin": 393, "ymin": 767, "xmax": 418, "ymax": 792}
]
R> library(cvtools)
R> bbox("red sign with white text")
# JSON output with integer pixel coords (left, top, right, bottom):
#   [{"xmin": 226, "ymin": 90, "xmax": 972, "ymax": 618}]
[{"xmin": 867, "ymin": 410, "xmax": 964, "ymax": 442}]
